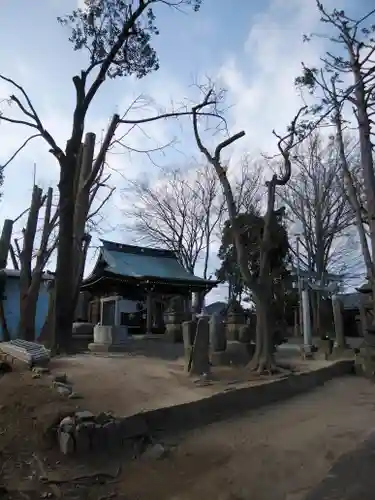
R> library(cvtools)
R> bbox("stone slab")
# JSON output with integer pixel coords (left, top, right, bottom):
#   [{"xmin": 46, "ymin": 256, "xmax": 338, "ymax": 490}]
[{"xmin": 0, "ymin": 340, "xmax": 50, "ymax": 367}]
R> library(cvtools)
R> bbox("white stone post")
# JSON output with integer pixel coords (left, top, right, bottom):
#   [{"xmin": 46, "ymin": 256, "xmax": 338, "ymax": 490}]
[
  {"xmin": 302, "ymin": 288, "xmax": 312, "ymax": 351},
  {"xmin": 146, "ymin": 292, "xmax": 152, "ymax": 335}
]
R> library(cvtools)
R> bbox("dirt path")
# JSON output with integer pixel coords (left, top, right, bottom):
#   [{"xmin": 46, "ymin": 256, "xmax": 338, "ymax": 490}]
[{"xmin": 115, "ymin": 376, "xmax": 375, "ymax": 500}]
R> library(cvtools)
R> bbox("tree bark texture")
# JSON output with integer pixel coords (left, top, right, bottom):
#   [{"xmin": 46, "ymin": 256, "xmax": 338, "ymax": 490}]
[{"xmin": 18, "ymin": 186, "xmax": 55, "ymax": 341}]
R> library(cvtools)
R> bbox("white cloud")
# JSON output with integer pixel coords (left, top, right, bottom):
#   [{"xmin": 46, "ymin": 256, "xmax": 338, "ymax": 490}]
[
  {"xmin": 218, "ymin": 0, "xmax": 346, "ymax": 163},
  {"xmin": 0, "ymin": 0, "xmax": 358, "ymax": 302}
]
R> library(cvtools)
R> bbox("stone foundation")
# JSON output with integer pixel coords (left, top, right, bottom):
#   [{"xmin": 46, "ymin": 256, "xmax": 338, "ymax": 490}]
[
  {"xmin": 58, "ymin": 410, "xmax": 149, "ymax": 455},
  {"xmin": 88, "ymin": 325, "xmax": 129, "ymax": 352}
]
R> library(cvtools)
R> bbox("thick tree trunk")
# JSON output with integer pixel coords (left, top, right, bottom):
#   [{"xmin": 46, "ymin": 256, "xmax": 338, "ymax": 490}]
[
  {"xmin": 18, "ymin": 187, "xmax": 55, "ymax": 341},
  {"xmin": 249, "ymin": 289, "xmax": 275, "ymax": 373},
  {"xmin": 349, "ymin": 57, "xmax": 375, "ymax": 319},
  {"xmin": 39, "ymin": 286, "xmax": 55, "ymax": 349},
  {"xmin": 71, "ymin": 134, "xmax": 95, "ymax": 312},
  {"xmin": 18, "ymin": 274, "xmax": 42, "ymax": 341},
  {"xmin": 333, "ymin": 99, "xmax": 372, "ymax": 280},
  {"xmin": 19, "ymin": 295, "xmax": 36, "ymax": 341},
  {"xmin": 54, "ymin": 160, "xmax": 76, "ymax": 353},
  {"xmin": 0, "ymin": 297, "xmax": 9, "ymax": 342},
  {"xmin": 18, "ymin": 186, "xmax": 42, "ymax": 340},
  {"xmin": 0, "ymin": 220, "xmax": 14, "ymax": 342}
]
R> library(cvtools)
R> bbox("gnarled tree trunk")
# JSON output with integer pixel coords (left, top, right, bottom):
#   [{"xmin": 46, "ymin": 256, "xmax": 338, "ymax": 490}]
[
  {"xmin": 18, "ymin": 186, "xmax": 56, "ymax": 341},
  {"xmin": 192, "ymin": 95, "xmax": 303, "ymax": 373}
]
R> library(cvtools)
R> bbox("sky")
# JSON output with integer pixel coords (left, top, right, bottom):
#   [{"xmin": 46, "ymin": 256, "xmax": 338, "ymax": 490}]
[{"xmin": 0, "ymin": 0, "xmax": 371, "ymax": 303}]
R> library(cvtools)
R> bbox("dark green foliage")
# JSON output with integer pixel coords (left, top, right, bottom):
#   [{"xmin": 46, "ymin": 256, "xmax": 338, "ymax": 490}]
[
  {"xmin": 58, "ymin": 0, "xmax": 202, "ymax": 80},
  {"xmin": 295, "ymin": 3, "xmax": 375, "ymax": 118},
  {"xmin": 216, "ymin": 209, "xmax": 296, "ymax": 327},
  {"xmin": 216, "ymin": 210, "xmax": 290, "ymax": 290},
  {"xmin": 227, "ymin": 299, "xmax": 244, "ymax": 315}
]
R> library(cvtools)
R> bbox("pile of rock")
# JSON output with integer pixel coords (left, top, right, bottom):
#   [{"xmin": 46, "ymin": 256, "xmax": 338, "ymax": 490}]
[
  {"xmin": 51, "ymin": 373, "xmax": 82, "ymax": 399},
  {"xmin": 57, "ymin": 410, "xmax": 152, "ymax": 456},
  {"xmin": 58, "ymin": 410, "xmax": 125, "ymax": 455}
]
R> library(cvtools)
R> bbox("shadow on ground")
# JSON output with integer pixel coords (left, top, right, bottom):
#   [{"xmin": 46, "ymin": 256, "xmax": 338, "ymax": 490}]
[{"xmin": 305, "ymin": 432, "xmax": 375, "ymax": 500}]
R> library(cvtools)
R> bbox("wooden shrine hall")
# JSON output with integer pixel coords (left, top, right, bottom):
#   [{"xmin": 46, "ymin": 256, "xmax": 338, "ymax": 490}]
[{"xmin": 80, "ymin": 240, "xmax": 217, "ymax": 335}]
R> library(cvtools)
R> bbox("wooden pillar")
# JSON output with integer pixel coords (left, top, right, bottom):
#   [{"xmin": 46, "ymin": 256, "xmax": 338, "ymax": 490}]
[
  {"xmin": 114, "ymin": 297, "xmax": 120, "ymax": 326},
  {"xmin": 100, "ymin": 299, "xmax": 104, "ymax": 325},
  {"xmin": 146, "ymin": 291, "xmax": 152, "ymax": 334}
]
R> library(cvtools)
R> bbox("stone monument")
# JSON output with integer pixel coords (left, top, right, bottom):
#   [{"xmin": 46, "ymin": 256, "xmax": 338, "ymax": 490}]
[
  {"xmin": 209, "ymin": 313, "xmax": 228, "ymax": 366},
  {"xmin": 188, "ymin": 317, "xmax": 210, "ymax": 376}
]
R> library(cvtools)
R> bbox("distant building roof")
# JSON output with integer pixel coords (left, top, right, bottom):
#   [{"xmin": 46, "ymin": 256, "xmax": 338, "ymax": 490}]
[
  {"xmin": 205, "ymin": 301, "xmax": 227, "ymax": 316},
  {"xmin": 81, "ymin": 240, "xmax": 218, "ymax": 290}
]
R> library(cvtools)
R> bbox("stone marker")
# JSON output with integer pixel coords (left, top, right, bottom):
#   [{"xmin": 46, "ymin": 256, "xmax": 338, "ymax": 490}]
[
  {"xmin": 59, "ymin": 416, "xmax": 74, "ymax": 434},
  {"xmin": 209, "ymin": 313, "xmax": 226, "ymax": 352},
  {"xmin": 182, "ymin": 319, "xmax": 197, "ymax": 368},
  {"xmin": 332, "ymin": 294, "xmax": 347, "ymax": 350},
  {"xmin": 189, "ymin": 317, "xmax": 210, "ymax": 376},
  {"xmin": 238, "ymin": 322, "xmax": 252, "ymax": 344}
]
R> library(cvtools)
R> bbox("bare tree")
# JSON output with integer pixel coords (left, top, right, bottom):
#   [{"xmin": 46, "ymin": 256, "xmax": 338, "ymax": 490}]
[
  {"xmin": 15, "ymin": 186, "xmax": 57, "ymax": 341},
  {"xmin": 231, "ymin": 156, "xmax": 263, "ymax": 214},
  {"xmin": 191, "ymin": 87, "xmax": 304, "ymax": 372},
  {"xmin": 296, "ymin": 1, "xmax": 375, "ymax": 314},
  {"xmin": 123, "ymin": 163, "xmax": 222, "ymax": 278},
  {"xmin": 279, "ymin": 132, "xmax": 358, "ymax": 278},
  {"xmin": 0, "ymin": 0, "xmax": 224, "ymax": 351}
]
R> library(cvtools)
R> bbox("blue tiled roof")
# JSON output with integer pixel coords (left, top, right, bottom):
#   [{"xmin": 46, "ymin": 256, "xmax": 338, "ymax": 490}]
[
  {"xmin": 88, "ymin": 240, "xmax": 211, "ymax": 284},
  {"xmin": 101, "ymin": 247, "xmax": 206, "ymax": 282}
]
